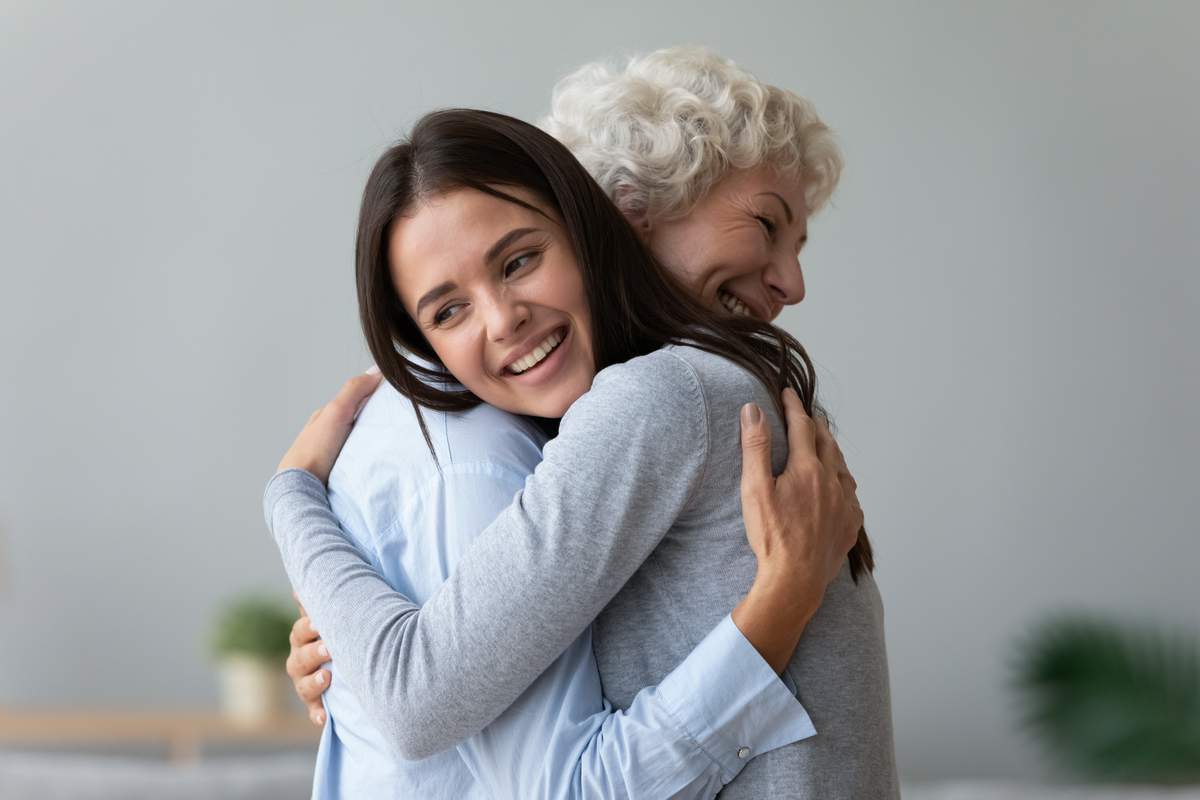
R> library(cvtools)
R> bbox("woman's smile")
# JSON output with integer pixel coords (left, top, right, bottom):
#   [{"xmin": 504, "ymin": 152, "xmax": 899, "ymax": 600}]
[
  {"xmin": 716, "ymin": 287, "xmax": 755, "ymax": 318},
  {"xmin": 389, "ymin": 186, "xmax": 595, "ymax": 419},
  {"xmin": 642, "ymin": 167, "xmax": 810, "ymax": 323},
  {"xmin": 502, "ymin": 325, "xmax": 570, "ymax": 377}
]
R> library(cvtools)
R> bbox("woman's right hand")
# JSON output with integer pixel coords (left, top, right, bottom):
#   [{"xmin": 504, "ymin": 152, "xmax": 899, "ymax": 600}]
[
  {"xmin": 287, "ymin": 599, "xmax": 333, "ymax": 726},
  {"xmin": 731, "ymin": 387, "xmax": 864, "ymax": 672},
  {"xmin": 276, "ymin": 370, "xmax": 382, "ymax": 485}
]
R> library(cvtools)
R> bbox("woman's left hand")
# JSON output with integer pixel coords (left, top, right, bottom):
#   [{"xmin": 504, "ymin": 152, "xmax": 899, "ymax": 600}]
[{"xmin": 276, "ymin": 369, "xmax": 383, "ymax": 484}]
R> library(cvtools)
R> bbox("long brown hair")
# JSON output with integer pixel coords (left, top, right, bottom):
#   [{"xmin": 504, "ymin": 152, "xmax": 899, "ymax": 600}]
[{"xmin": 355, "ymin": 109, "xmax": 873, "ymax": 580}]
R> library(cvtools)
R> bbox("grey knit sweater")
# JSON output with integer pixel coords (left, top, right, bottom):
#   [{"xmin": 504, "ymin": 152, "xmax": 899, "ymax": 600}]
[{"xmin": 265, "ymin": 345, "xmax": 898, "ymax": 798}]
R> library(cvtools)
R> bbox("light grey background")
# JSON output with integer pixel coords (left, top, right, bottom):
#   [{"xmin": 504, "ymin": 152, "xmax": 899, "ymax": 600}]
[{"xmin": 1, "ymin": 0, "xmax": 1196, "ymax": 782}]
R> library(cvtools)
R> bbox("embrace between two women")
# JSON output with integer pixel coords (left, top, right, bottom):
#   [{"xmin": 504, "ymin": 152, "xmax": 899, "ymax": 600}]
[{"xmin": 265, "ymin": 46, "xmax": 899, "ymax": 799}]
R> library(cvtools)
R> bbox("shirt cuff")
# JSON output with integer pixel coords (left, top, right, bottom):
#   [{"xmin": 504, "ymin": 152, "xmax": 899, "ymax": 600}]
[{"xmin": 654, "ymin": 614, "xmax": 817, "ymax": 784}]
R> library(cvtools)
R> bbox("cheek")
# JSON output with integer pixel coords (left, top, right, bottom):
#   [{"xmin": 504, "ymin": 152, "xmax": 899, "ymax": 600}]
[
  {"xmin": 430, "ymin": 332, "xmax": 486, "ymax": 388},
  {"xmin": 660, "ymin": 225, "xmax": 763, "ymax": 294},
  {"xmin": 648, "ymin": 226, "xmax": 706, "ymax": 287},
  {"xmin": 566, "ymin": 275, "xmax": 595, "ymax": 360},
  {"xmin": 652, "ymin": 249, "xmax": 710, "ymax": 297},
  {"xmin": 718, "ymin": 231, "xmax": 767, "ymax": 275},
  {"xmin": 543, "ymin": 258, "xmax": 591, "ymax": 329}
]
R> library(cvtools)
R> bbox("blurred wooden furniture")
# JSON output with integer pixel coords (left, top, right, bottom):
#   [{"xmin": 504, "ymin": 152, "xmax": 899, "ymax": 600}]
[{"xmin": 0, "ymin": 709, "xmax": 319, "ymax": 764}]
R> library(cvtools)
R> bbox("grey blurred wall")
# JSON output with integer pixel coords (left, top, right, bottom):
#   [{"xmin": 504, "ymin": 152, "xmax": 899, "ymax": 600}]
[{"xmin": 1, "ymin": 0, "xmax": 1196, "ymax": 781}]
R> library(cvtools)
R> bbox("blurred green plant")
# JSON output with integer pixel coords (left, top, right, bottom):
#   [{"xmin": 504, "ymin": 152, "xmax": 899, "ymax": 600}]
[
  {"xmin": 1014, "ymin": 614, "xmax": 1200, "ymax": 784},
  {"xmin": 210, "ymin": 595, "xmax": 294, "ymax": 665}
]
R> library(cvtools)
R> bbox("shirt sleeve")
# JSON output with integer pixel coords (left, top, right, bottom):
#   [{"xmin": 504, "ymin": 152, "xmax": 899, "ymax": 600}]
[
  {"xmin": 461, "ymin": 617, "xmax": 815, "ymax": 800},
  {"xmin": 264, "ymin": 352, "xmax": 769, "ymax": 761},
  {"xmin": 391, "ymin": 460, "xmax": 815, "ymax": 798}
]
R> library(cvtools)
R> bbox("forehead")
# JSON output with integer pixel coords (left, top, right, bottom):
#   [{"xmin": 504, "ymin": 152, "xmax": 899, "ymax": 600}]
[
  {"xmin": 388, "ymin": 187, "xmax": 547, "ymax": 300},
  {"xmin": 710, "ymin": 166, "xmax": 810, "ymax": 220}
]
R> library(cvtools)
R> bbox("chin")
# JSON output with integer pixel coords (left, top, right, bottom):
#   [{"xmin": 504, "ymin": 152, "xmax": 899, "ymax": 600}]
[
  {"xmin": 488, "ymin": 369, "xmax": 591, "ymax": 421},
  {"xmin": 532, "ymin": 381, "xmax": 590, "ymax": 420},
  {"xmin": 529, "ymin": 396, "xmax": 574, "ymax": 420}
]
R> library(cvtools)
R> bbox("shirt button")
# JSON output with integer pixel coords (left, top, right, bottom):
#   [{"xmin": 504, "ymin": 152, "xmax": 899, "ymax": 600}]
[{"xmin": 737, "ymin": 746, "xmax": 751, "ymax": 759}]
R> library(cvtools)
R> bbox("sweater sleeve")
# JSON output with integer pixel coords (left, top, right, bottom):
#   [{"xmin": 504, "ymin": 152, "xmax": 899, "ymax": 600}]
[{"xmin": 264, "ymin": 351, "xmax": 711, "ymax": 760}]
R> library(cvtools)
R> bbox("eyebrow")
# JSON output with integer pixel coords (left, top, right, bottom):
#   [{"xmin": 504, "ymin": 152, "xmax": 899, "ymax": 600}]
[
  {"xmin": 484, "ymin": 227, "xmax": 539, "ymax": 263},
  {"xmin": 756, "ymin": 192, "xmax": 795, "ymax": 225},
  {"xmin": 414, "ymin": 227, "xmax": 540, "ymax": 317},
  {"xmin": 414, "ymin": 281, "xmax": 456, "ymax": 318}
]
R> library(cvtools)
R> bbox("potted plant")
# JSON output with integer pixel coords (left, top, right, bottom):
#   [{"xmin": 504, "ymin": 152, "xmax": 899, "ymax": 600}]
[
  {"xmin": 1015, "ymin": 613, "xmax": 1200, "ymax": 785},
  {"xmin": 210, "ymin": 595, "xmax": 295, "ymax": 724}
]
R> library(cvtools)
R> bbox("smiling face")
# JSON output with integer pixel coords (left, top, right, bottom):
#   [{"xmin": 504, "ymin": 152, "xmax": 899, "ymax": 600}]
[
  {"xmin": 389, "ymin": 186, "xmax": 595, "ymax": 419},
  {"xmin": 640, "ymin": 166, "xmax": 811, "ymax": 322}
]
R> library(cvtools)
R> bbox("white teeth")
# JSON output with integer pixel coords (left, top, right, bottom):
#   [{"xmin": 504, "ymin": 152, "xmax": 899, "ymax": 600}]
[
  {"xmin": 718, "ymin": 290, "xmax": 751, "ymax": 317},
  {"xmin": 508, "ymin": 330, "xmax": 564, "ymax": 374}
]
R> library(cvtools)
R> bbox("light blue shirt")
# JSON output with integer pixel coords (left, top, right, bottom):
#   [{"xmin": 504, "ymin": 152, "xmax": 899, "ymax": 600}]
[{"xmin": 310, "ymin": 382, "xmax": 816, "ymax": 799}]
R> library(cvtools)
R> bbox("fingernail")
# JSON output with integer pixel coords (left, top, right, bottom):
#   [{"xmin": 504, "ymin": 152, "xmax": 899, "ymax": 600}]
[
  {"xmin": 318, "ymin": 644, "xmax": 330, "ymax": 659},
  {"xmin": 314, "ymin": 672, "xmax": 325, "ymax": 686},
  {"xmin": 317, "ymin": 711, "xmax": 325, "ymax": 724},
  {"xmin": 365, "ymin": 364, "xmax": 380, "ymax": 375},
  {"xmin": 741, "ymin": 403, "xmax": 762, "ymax": 426}
]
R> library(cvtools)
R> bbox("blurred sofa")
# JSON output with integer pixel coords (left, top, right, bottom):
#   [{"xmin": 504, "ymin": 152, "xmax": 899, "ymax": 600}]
[
  {"xmin": 4, "ymin": 753, "xmax": 1200, "ymax": 800},
  {"xmin": 0, "ymin": 753, "xmax": 315, "ymax": 800}
]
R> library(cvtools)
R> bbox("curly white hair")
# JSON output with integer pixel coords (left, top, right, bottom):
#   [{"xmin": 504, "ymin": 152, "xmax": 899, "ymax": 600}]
[{"xmin": 542, "ymin": 45, "xmax": 843, "ymax": 224}]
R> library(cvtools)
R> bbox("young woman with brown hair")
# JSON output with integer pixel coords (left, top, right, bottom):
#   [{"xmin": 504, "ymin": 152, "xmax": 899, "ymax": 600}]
[{"xmin": 267, "ymin": 105, "xmax": 894, "ymax": 798}]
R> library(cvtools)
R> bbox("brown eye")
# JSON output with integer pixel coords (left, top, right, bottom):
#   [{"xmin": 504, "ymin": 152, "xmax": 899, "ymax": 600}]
[
  {"xmin": 755, "ymin": 215, "xmax": 777, "ymax": 237},
  {"xmin": 504, "ymin": 251, "xmax": 539, "ymax": 278},
  {"xmin": 433, "ymin": 303, "xmax": 465, "ymax": 325}
]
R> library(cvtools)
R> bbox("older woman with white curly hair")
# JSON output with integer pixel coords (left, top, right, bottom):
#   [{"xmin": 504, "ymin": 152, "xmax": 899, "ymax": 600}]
[
  {"xmin": 283, "ymin": 45, "xmax": 898, "ymax": 798},
  {"xmin": 545, "ymin": 45, "xmax": 842, "ymax": 323}
]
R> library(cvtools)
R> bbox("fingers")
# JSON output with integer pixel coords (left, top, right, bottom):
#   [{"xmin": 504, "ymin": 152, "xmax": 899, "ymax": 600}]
[
  {"xmin": 812, "ymin": 414, "xmax": 837, "ymax": 471},
  {"xmin": 781, "ymin": 387, "xmax": 818, "ymax": 471},
  {"xmin": 296, "ymin": 662, "xmax": 333, "ymax": 703},
  {"xmin": 302, "ymin": 369, "xmax": 378, "ymax": 431},
  {"xmin": 277, "ymin": 370, "xmax": 382, "ymax": 481},
  {"xmin": 739, "ymin": 403, "xmax": 773, "ymax": 504},
  {"xmin": 287, "ymin": 631, "xmax": 333, "ymax": 722},
  {"xmin": 815, "ymin": 419, "xmax": 856, "ymax": 486},
  {"xmin": 287, "ymin": 635, "xmax": 330, "ymax": 677},
  {"xmin": 289, "ymin": 614, "xmax": 320, "ymax": 650},
  {"xmin": 330, "ymin": 371, "xmax": 384, "ymax": 423},
  {"xmin": 813, "ymin": 418, "xmax": 863, "ymax": 528},
  {"xmin": 299, "ymin": 668, "xmax": 330, "ymax": 726}
]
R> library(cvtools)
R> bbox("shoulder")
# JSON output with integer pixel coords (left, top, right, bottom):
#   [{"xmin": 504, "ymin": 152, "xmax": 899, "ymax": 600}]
[
  {"xmin": 580, "ymin": 344, "xmax": 767, "ymax": 420},
  {"xmin": 577, "ymin": 347, "xmax": 706, "ymax": 417},
  {"xmin": 530, "ymin": 347, "xmax": 719, "ymax": 516},
  {"xmin": 330, "ymin": 383, "xmax": 546, "ymax": 500},
  {"xmin": 662, "ymin": 344, "xmax": 766, "ymax": 398},
  {"xmin": 552, "ymin": 347, "xmax": 712, "ymax": 472}
]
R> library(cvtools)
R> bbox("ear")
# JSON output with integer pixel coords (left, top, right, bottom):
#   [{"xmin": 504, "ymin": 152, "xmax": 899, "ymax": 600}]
[
  {"xmin": 625, "ymin": 208, "xmax": 653, "ymax": 243},
  {"xmin": 613, "ymin": 185, "xmax": 653, "ymax": 242}
]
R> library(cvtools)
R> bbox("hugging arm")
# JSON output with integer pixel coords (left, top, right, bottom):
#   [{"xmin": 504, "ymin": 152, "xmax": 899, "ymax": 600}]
[
  {"xmin": 265, "ymin": 355, "xmax": 713, "ymax": 760},
  {"xmin": 266, "ymin": 354, "xmax": 854, "ymax": 768},
  {"xmin": 461, "ymin": 620, "xmax": 812, "ymax": 799},
  {"xmin": 341, "ymin": 458, "xmax": 815, "ymax": 798}
]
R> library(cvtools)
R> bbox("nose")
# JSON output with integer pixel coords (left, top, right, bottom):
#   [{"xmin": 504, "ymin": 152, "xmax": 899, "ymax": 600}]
[
  {"xmin": 764, "ymin": 255, "xmax": 806, "ymax": 307},
  {"xmin": 482, "ymin": 292, "xmax": 530, "ymax": 342}
]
